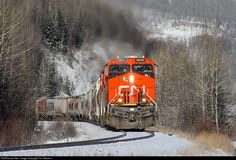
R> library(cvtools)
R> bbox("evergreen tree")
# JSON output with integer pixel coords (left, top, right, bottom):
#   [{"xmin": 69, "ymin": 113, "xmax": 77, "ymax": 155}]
[
  {"xmin": 64, "ymin": 77, "xmax": 75, "ymax": 96},
  {"xmin": 73, "ymin": 23, "xmax": 85, "ymax": 49},
  {"xmin": 46, "ymin": 59, "xmax": 59, "ymax": 97},
  {"xmin": 42, "ymin": 17, "xmax": 57, "ymax": 46},
  {"xmin": 56, "ymin": 10, "xmax": 69, "ymax": 46}
]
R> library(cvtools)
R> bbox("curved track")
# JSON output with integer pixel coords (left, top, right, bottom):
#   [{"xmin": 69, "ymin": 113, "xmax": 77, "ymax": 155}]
[{"xmin": 0, "ymin": 122, "xmax": 154, "ymax": 152}]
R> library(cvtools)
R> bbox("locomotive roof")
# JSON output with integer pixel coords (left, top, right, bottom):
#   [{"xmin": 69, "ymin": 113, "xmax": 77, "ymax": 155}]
[{"xmin": 105, "ymin": 56, "xmax": 156, "ymax": 66}]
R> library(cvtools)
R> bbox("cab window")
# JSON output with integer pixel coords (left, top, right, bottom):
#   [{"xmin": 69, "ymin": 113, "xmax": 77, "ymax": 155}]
[
  {"xmin": 109, "ymin": 65, "xmax": 119, "ymax": 73},
  {"xmin": 132, "ymin": 64, "xmax": 154, "ymax": 78},
  {"xmin": 109, "ymin": 64, "xmax": 130, "ymax": 78}
]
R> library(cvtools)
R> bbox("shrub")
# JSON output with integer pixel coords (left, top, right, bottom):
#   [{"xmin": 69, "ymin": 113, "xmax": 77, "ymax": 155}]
[
  {"xmin": 63, "ymin": 122, "xmax": 77, "ymax": 139},
  {"xmin": 193, "ymin": 131, "xmax": 234, "ymax": 154}
]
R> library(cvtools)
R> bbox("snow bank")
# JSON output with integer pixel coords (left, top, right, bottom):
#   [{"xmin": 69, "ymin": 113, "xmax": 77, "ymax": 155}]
[
  {"xmin": 0, "ymin": 122, "xmax": 231, "ymax": 156},
  {"xmin": 38, "ymin": 121, "xmax": 123, "ymax": 144}
]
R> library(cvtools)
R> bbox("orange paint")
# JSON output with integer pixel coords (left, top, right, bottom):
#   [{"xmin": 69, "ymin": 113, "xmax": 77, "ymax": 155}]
[{"xmin": 100, "ymin": 57, "xmax": 156, "ymax": 107}]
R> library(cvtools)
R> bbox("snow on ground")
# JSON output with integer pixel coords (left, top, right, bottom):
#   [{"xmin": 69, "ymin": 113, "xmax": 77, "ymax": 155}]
[
  {"xmin": 73, "ymin": 122, "xmax": 122, "ymax": 140},
  {"xmin": 39, "ymin": 121, "xmax": 123, "ymax": 144},
  {"xmin": 38, "ymin": 121, "xmax": 87, "ymax": 144},
  {"xmin": 0, "ymin": 122, "xmax": 232, "ymax": 156}
]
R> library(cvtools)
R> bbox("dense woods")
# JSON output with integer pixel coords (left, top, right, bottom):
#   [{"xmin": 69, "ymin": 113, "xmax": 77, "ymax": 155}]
[
  {"xmin": 0, "ymin": 0, "xmax": 147, "ymax": 147},
  {"xmin": 0, "ymin": 0, "xmax": 39, "ymax": 146},
  {"xmin": 0, "ymin": 0, "xmax": 235, "ymax": 147},
  {"xmin": 149, "ymin": 33, "xmax": 233, "ymax": 135}
]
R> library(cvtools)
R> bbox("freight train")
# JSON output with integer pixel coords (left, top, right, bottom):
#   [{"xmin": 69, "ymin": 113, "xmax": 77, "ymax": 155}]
[{"xmin": 36, "ymin": 56, "xmax": 158, "ymax": 129}]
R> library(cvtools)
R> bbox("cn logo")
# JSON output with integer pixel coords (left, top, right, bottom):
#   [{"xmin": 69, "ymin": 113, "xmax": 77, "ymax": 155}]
[
  {"xmin": 118, "ymin": 85, "xmax": 129, "ymax": 96},
  {"xmin": 118, "ymin": 85, "xmax": 146, "ymax": 96}
]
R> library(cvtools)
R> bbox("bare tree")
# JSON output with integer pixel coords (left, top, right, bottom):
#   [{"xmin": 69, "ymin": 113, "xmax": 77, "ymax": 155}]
[{"xmin": 0, "ymin": 0, "xmax": 38, "ymax": 147}]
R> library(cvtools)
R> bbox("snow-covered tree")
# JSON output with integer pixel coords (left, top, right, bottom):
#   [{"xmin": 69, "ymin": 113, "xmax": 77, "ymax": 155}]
[{"xmin": 46, "ymin": 58, "xmax": 60, "ymax": 97}]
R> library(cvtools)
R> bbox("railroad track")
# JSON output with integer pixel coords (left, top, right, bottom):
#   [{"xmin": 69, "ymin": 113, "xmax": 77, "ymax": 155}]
[{"xmin": 0, "ymin": 122, "xmax": 155, "ymax": 153}]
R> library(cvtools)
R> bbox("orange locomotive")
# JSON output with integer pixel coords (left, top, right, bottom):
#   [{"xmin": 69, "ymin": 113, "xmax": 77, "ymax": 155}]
[{"xmin": 98, "ymin": 56, "xmax": 158, "ymax": 129}]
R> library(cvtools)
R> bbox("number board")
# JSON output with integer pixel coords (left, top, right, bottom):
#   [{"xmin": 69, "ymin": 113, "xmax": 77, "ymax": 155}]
[
  {"xmin": 118, "ymin": 58, "xmax": 127, "ymax": 62},
  {"xmin": 136, "ymin": 58, "xmax": 145, "ymax": 62}
]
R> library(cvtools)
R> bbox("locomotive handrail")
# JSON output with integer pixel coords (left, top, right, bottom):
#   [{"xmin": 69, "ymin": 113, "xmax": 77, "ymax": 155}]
[
  {"xmin": 143, "ymin": 90, "xmax": 158, "ymax": 113},
  {"xmin": 107, "ymin": 92, "xmax": 119, "ymax": 106}
]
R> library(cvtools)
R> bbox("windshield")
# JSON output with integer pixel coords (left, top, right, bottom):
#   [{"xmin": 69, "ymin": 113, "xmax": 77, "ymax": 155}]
[
  {"xmin": 109, "ymin": 64, "xmax": 130, "ymax": 78},
  {"xmin": 132, "ymin": 64, "xmax": 154, "ymax": 77}
]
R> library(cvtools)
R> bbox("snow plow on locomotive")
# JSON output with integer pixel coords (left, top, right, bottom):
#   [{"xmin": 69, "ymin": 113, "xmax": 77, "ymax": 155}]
[{"xmin": 36, "ymin": 56, "xmax": 158, "ymax": 130}]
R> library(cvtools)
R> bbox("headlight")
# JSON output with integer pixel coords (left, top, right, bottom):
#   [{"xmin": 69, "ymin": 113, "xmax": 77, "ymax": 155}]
[
  {"xmin": 142, "ymin": 98, "xmax": 146, "ymax": 102},
  {"xmin": 129, "ymin": 75, "xmax": 134, "ymax": 83},
  {"xmin": 118, "ymin": 98, "xmax": 123, "ymax": 103}
]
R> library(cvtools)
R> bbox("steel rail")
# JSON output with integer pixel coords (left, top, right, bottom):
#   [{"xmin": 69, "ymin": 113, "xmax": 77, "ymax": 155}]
[
  {"xmin": 0, "ymin": 131, "xmax": 126, "ymax": 152},
  {"xmin": 0, "ymin": 113, "xmax": 155, "ymax": 153},
  {"xmin": 0, "ymin": 127, "xmax": 154, "ymax": 153}
]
